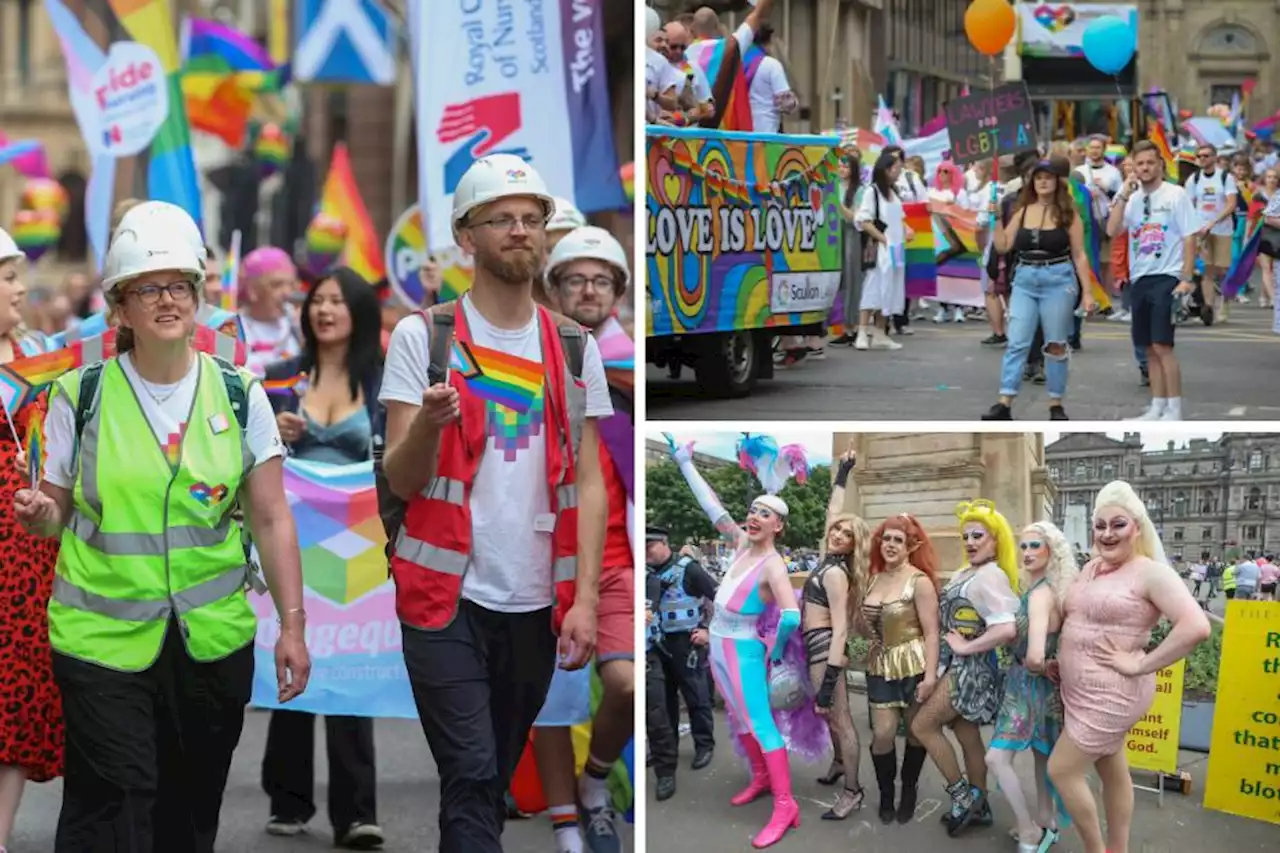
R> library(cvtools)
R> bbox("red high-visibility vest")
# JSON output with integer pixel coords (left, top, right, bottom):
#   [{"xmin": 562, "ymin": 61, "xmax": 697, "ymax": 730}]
[{"xmin": 390, "ymin": 301, "xmax": 585, "ymax": 633}]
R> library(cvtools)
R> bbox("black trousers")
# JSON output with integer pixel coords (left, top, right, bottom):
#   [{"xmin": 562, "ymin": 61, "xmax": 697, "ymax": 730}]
[
  {"xmin": 645, "ymin": 649, "xmax": 679, "ymax": 778},
  {"xmin": 52, "ymin": 622, "xmax": 253, "ymax": 853},
  {"xmin": 659, "ymin": 632, "xmax": 715, "ymax": 752},
  {"xmin": 402, "ymin": 601, "xmax": 557, "ymax": 853},
  {"xmin": 261, "ymin": 709, "xmax": 378, "ymax": 833}
]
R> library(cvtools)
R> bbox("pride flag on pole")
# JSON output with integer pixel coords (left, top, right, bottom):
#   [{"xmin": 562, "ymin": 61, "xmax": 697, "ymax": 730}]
[{"xmin": 319, "ymin": 143, "xmax": 385, "ymax": 284}]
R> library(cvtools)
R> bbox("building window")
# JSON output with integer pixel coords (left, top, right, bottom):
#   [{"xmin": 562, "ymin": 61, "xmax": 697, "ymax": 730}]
[
  {"xmin": 1248, "ymin": 486, "xmax": 1262, "ymax": 510},
  {"xmin": 1174, "ymin": 492, "xmax": 1187, "ymax": 517},
  {"xmin": 1209, "ymin": 84, "xmax": 1242, "ymax": 107},
  {"xmin": 1245, "ymin": 525, "xmax": 1260, "ymax": 540},
  {"xmin": 1101, "ymin": 461, "xmax": 1116, "ymax": 480},
  {"xmin": 17, "ymin": 0, "xmax": 33, "ymax": 85},
  {"xmin": 1050, "ymin": 465, "xmax": 1060, "ymax": 480},
  {"xmin": 1074, "ymin": 462, "xmax": 1087, "ymax": 480},
  {"xmin": 1202, "ymin": 527, "xmax": 1213, "ymax": 540},
  {"xmin": 1249, "ymin": 450, "xmax": 1264, "ymax": 471},
  {"xmin": 1173, "ymin": 528, "xmax": 1184, "ymax": 542},
  {"xmin": 1127, "ymin": 462, "xmax": 1136, "ymax": 480}
]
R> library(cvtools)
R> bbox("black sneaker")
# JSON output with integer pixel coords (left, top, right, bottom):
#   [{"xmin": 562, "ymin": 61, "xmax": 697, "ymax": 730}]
[
  {"xmin": 691, "ymin": 748, "xmax": 713, "ymax": 770},
  {"xmin": 981, "ymin": 403, "xmax": 1013, "ymax": 420},
  {"xmin": 1049, "ymin": 405, "xmax": 1069, "ymax": 421},
  {"xmin": 1033, "ymin": 365, "xmax": 1046, "ymax": 384},
  {"xmin": 1140, "ymin": 365, "xmax": 1150, "ymax": 387},
  {"xmin": 1201, "ymin": 304, "xmax": 1215, "ymax": 326},
  {"xmin": 980, "ymin": 333, "xmax": 1008, "ymax": 346},
  {"xmin": 655, "ymin": 775, "xmax": 677, "ymax": 801},
  {"xmin": 830, "ymin": 333, "xmax": 857, "ymax": 346},
  {"xmin": 336, "ymin": 823, "xmax": 385, "ymax": 850}
]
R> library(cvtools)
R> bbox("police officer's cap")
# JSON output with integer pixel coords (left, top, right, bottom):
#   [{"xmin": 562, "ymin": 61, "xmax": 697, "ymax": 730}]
[{"xmin": 646, "ymin": 526, "xmax": 669, "ymax": 542}]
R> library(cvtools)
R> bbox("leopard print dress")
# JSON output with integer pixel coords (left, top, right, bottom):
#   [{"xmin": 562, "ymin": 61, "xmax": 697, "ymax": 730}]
[{"xmin": 0, "ymin": 393, "xmax": 64, "ymax": 781}]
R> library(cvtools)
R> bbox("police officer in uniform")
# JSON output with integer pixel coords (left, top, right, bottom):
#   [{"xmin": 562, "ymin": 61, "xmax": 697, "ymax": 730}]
[
  {"xmin": 646, "ymin": 526, "xmax": 718, "ymax": 773},
  {"xmin": 644, "ymin": 562, "xmax": 680, "ymax": 800}
]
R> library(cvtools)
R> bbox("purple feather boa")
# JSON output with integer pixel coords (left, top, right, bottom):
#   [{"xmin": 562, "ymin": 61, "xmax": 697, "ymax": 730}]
[{"xmin": 725, "ymin": 600, "xmax": 829, "ymax": 765}]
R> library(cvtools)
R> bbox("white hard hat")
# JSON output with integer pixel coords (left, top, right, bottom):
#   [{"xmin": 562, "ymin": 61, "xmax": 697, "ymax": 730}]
[
  {"xmin": 646, "ymin": 6, "xmax": 661, "ymax": 39},
  {"xmin": 111, "ymin": 201, "xmax": 208, "ymax": 265},
  {"xmin": 103, "ymin": 208, "xmax": 206, "ymax": 293},
  {"xmin": 0, "ymin": 227, "xmax": 24, "ymax": 264},
  {"xmin": 548, "ymin": 196, "xmax": 587, "ymax": 233},
  {"xmin": 451, "ymin": 154, "xmax": 555, "ymax": 234},
  {"xmin": 544, "ymin": 226, "xmax": 631, "ymax": 291}
]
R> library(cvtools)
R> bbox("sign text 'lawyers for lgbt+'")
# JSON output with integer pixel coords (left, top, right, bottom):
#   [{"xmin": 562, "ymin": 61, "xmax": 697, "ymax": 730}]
[{"xmin": 943, "ymin": 82, "xmax": 1038, "ymax": 168}]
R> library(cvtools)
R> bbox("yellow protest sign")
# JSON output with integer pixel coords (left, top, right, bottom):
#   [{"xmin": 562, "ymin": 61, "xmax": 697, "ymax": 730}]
[
  {"xmin": 1125, "ymin": 658, "xmax": 1184, "ymax": 774},
  {"xmin": 1205, "ymin": 601, "xmax": 1280, "ymax": 825}
]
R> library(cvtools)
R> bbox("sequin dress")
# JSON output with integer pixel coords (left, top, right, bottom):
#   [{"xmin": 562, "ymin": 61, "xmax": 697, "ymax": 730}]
[{"xmin": 990, "ymin": 578, "xmax": 1063, "ymax": 754}]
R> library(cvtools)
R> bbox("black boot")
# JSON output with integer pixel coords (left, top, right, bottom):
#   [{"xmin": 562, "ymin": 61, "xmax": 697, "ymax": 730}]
[
  {"xmin": 897, "ymin": 744, "xmax": 927, "ymax": 824},
  {"xmin": 871, "ymin": 748, "xmax": 897, "ymax": 825}
]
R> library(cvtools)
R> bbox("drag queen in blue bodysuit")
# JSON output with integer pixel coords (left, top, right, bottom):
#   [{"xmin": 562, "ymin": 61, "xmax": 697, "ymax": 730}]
[{"xmin": 667, "ymin": 437, "xmax": 802, "ymax": 849}]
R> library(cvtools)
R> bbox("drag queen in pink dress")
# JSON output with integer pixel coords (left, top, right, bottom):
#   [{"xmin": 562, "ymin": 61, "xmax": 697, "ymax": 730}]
[
  {"xmin": 1048, "ymin": 481, "xmax": 1210, "ymax": 853},
  {"xmin": 667, "ymin": 437, "xmax": 803, "ymax": 849}
]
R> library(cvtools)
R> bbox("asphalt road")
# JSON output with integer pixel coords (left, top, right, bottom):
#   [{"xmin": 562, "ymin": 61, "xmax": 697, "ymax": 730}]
[
  {"xmin": 12, "ymin": 711, "xmax": 635, "ymax": 852},
  {"xmin": 647, "ymin": 302, "xmax": 1280, "ymax": 422},
  {"xmin": 647, "ymin": 708, "xmax": 1276, "ymax": 853}
]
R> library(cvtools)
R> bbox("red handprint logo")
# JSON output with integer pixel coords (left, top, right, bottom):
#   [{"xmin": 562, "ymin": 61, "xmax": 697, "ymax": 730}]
[
  {"xmin": 437, "ymin": 93, "xmax": 523, "ymax": 155},
  {"xmin": 438, "ymin": 92, "xmax": 532, "ymax": 194}
]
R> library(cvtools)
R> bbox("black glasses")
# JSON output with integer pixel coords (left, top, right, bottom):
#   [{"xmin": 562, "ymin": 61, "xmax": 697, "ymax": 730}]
[
  {"xmin": 129, "ymin": 280, "xmax": 195, "ymax": 305},
  {"xmin": 471, "ymin": 215, "xmax": 546, "ymax": 233},
  {"xmin": 560, "ymin": 274, "xmax": 617, "ymax": 293}
]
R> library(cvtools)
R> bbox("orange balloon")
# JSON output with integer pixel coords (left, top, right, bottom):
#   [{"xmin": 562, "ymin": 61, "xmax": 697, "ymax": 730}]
[{"xmin": 965, "ymin": 0, "xmax": 1017, "ymax": 57}]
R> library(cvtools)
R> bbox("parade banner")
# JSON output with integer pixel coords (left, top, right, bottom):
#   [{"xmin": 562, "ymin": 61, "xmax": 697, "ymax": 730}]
[
  {"xmin": 1205, "ymin": 602, "xmax": 1280, "ymax": 824},
  {"xmin": 412, "ymin": 0, "xmax": 625, "ymax": 252},
  {"xmin": 645, "ymin": 127, "xmax": 843, "ymax": 337},
  {"xmin": 1125, "ymin": 659, "xmax": 1184, "ymax": 774},
  {"xmin": 250, "ymin": 459, "xmax": 415, "ymax": 719},
  {"xmin": 944, "ymin": 83, "xmax": 1037, "ymax": 168},
  {"xmin": 384, "ymin": 203, "xmax": 475, "ymax": 308},
  {"xmin": 1017, "ymin": 4, "xmax": 1140, "ymax": 59}
]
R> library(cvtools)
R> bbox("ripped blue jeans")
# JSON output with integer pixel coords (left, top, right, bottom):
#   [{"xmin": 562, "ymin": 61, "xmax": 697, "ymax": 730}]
[{"xmin": 1000, "ymin": 260, "xmax": 1077, "ymax": 400}]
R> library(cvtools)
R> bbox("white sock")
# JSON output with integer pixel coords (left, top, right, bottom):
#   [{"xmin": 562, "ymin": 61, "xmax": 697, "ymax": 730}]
[
  {"xmin": 1165, "ymin": 397, "xmax": 1183, "ymax": 418},
  {"xmin": 1150, "ymin": 397, "xmax": 1168, "ymax": 414},
  {"xmin": 578, "ymin": 759, "xmax": 612, "ymax": 810},
  {"xmin": 548, "ymin": 805, "xmax": 582, "ymax": 853}
]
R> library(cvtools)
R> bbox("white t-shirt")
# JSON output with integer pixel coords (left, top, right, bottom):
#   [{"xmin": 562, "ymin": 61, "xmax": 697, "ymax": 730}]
[
  {"xmin": 379, "ymin": 296, "xmax": 614, "ymax": 613},
  {"xmin": 748, "ymin": 55, "xmax": 790, "ymax": 134},
  {"xmin": 1186, "ymin": 169, "xmax": 1238, "ymax": 237},
  {"xmin": 44, "ymin": 353, "xmax": 284, "ymax": 490},
  {"xmin": 673, "ymin": 59, "xmax": 712, "ymax": 103},
  {"xmin": 1123, "ymin": 182, "xmax": 1200, "ymax": 281},
  {"xmin": 1075, "ymin": 161, "xmax": 1123, "ymax": 198},
  {"xmin": 240, "ymin": 313, "xmax": 300, "ymax": 377},
  {"xmin": 896, "ymin": 171, "xmax": 927, "ymax": 203}
]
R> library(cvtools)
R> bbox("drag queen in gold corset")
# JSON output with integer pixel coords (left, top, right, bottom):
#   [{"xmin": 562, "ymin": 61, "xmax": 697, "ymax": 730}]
[{"xmin": 862, "ymin": 514, "xmax": 941, "ymax": 825}]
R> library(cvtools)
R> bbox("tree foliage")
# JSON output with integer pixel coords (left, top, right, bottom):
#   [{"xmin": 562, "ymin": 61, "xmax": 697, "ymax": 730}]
[{"xmin": 645, "ymin": 458, "xmax": 832, "ymax": 550}]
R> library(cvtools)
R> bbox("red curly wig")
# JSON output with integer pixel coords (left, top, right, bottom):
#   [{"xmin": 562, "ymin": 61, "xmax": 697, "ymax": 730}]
[{"xmin": 869, "ymin": 513, "xmax": 939, "ymax": 587}]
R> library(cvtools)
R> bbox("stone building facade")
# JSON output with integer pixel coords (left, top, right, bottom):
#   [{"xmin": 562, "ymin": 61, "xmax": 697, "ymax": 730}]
[
  {"xmin": 1045, "ymin": 433, "xmax": 1280, "ymax": 562},
  {"xmin": 831, "ymin": 432, "xmax": 1055, "ymax": 572}
]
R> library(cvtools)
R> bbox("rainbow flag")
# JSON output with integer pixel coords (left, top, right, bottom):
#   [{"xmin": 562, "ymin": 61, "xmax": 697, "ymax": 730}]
[
  {"xmin": 452, "ymin": 342, "xmax": 541, "ymax": 415},
  {"xmin": 1224, "ymin": 199, "xmax": 1265, "ymax": 298},
  {"xmin": 697, "ymin": 38, "xmax": 752, "ymax": 131},
  {"xmin": 222, "ymin": 229, "xmax": 242, "ymax": 311},
  {"xmin": 263, "ymin": 374, "xmax": 308, "ymax": 397},
  {"xmin": 180, "ymin": 17, "xmax": 287, "ymax": 147},
  {"xmin": 619, "ymin": 162, "xmax": 635, "ymax": 206},
  {"xmin": 1148, "ymin": 121, "xmax": 1178, "ymax": 181},
  {"xmin": 319, "ymin": 143, "xmax": 385, "ymax": 283},
  {"xmin": 1105, "ymin": 143, "xmax": 1128, "ymax": 162},
  {"xmin": 1068, "ymin": 176, "xmax": 1112, "ymax": 310},
  {"xmin": 903, "ymin": 202, "xmax": 936, "ymax": 299},
  {"xmin": 26, "ymin": 412, "xmax": 44, "ymax": 488},
  {"xmin": 932, "ymin": 203, "xmax": 983, "ymax": 287},
  {"xmin": 107, "ymin": 0, "xmax": 202, "ymax": 228},
  {"xmin": 596, "ymin": 317, "xmax": 634, "ymax": 394}
]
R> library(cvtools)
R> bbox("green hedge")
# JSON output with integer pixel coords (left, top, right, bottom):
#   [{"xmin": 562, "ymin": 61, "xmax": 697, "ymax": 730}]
[{"xmin": 1148, "ymin": 619, "xmax": 1223, "ymax": 700}]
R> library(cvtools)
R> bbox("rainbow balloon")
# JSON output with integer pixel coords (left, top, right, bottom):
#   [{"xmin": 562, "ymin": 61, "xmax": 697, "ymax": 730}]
[
  {"xmin": 254, "ymin": 123, "xmax": 290, "ymax": 177},
  {"xmin": 301, "ymin": 212, "xmax": 349, "ymax": 278},
  {"xmin": 10, "ymin": 209, "xmax": 60, "ymax": 263},
  {"xmin": 20, "ymin": 178, "xmax": 69, "ymax": 220}
]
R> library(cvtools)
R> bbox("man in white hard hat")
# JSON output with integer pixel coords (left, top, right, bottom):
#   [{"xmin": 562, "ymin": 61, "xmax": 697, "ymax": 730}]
[
  {"xmin": 536, "ymin": 196, "xmax": 589, "ymax": 311},
  {"xmin": 529, "ymin": 227, "xmax": 634, "ymax": 853},
  {"xmin": 378, "ymin": 154, "xmax": 613, "ymax": 852}
]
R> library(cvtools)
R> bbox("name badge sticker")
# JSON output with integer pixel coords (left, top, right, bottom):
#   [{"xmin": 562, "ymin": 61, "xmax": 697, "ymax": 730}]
[
  {"xmin": 208, "ymin": 412, "xmax": 230, "ymax": 435},
  {"xmin": 534, "ymin": 513, "xmax": 556, "ymax": 533}
]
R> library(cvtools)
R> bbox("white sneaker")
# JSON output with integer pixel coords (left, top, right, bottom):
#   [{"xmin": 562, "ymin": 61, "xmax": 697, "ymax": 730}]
[
  {"xmin": 1124, "ymin": 405, "xmax": 1166, "ymax": 421},
  {"xmin": 1158, "ymin": 407, "xmax": 1183, "ymax": 421},
  {"xmin": 933, "ymin": 308, "xmax": 947, "ymax": 323},
  {"xmin": 870, "ymin": 333, "xmax": 903, "ymax": 350},
  {"xmin": 854, "ymin": 329, "xmax": 869, "ymax": 350},
  {"xmin": 953, "ymin": 307, "xmax": 966, "ymax": 322},
  {"xmin": 1109, "ymin": 309, "xmax": 1131, "ymax": 322}
]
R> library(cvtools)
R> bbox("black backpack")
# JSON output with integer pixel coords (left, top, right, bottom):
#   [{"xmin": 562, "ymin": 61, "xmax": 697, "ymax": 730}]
[{"xmin": 374, "ymin": 306, "xmax": 586, "ymax": 550}]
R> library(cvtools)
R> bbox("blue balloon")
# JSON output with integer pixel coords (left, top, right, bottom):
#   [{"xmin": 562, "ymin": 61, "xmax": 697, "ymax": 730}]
[{"xmin": 1081, "ymin": 15, "xmax": 1136, "ymax": 76}]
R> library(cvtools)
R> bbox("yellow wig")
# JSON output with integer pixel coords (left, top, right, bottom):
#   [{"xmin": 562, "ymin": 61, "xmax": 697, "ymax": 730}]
[{"xmin": 955, "ymin": 499, "xmax": 1020, "ymax": 595}]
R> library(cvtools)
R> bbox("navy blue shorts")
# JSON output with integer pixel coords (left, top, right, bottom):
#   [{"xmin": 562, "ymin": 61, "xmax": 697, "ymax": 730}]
[{"xmin": 1130, "ymin": 274, "xmax": 1179, "ymax": 349}]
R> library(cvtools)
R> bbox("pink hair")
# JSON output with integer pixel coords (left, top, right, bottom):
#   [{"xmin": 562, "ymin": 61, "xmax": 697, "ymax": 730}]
[
  {"xmin": 933, "ymin": 161, "xmax": 963, "ymax": 196},
  {"xmin": 242, "ymin": 246, "xmax": 295, "ymax": 280}
]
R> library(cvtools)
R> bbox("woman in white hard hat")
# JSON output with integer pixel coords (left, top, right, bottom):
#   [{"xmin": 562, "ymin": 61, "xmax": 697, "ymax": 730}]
[
  {"xmin": 12, "ymin": 202, "xmax": 311, "ymax": 853},
  {"xmin": 531, "ymin": 226, "xmax": 636, "ymax": 849},
  {"xmin": 0, "ymin": 227, "xmax": 63, "ymax": 853}
]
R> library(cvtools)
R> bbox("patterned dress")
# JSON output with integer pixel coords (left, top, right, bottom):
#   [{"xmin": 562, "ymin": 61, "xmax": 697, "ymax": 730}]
[
  {"xmin": 938, "ymin": 563, "xmax": 1014, "ymax": 726},
  {"xmin": 990, "ymin": 578, "xmax": 1063, "ymax": 754}
]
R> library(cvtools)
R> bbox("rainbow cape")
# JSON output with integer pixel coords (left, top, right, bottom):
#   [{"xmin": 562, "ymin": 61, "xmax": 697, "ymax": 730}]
[{"xmin": 696, "ymin": 38, "xmax": 753, "ymax": 131}]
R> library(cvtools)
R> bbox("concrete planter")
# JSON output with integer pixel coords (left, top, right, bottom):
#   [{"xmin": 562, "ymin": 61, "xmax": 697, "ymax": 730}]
[{"xmin": 1180, "ymin": 699, "xmax": 1216, "ymax": 752}]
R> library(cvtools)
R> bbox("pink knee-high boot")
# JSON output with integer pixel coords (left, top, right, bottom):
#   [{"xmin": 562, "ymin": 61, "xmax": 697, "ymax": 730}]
[
  {"xmin": 752, "ymin": 749, "xmax": 801, "ymax": 848},
  {"xmin": 731, "ymin": 735, "xmax": 771, "ymax": 806}
]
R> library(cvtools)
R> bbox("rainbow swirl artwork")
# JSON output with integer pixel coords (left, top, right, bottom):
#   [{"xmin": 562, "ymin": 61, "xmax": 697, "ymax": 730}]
[
  {"xmin": 645, "ymin": 127, "xmax": 843, "ymax": 337},
  {"xmin": 384, "ymin": 204, "xmax": 475, "ymax": 308}
]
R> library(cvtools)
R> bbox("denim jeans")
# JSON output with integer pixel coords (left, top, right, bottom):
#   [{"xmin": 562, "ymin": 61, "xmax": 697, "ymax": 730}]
[{"xmin": 1000, "ymin": 260, "xmax": 1077, "ymax": 399}]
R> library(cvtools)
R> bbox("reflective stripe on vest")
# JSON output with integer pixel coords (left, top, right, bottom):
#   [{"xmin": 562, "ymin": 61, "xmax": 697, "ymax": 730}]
[
  {"xmin": 659, "ymin": 559, "xmax": 703, "ymax": 633},
  {"xmin": 49, "ymin": 355, "xmax": 259, "ymax": 672}
]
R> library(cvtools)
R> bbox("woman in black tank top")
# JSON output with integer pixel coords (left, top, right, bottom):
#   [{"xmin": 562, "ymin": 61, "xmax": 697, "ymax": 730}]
[
  {"xmin": 802, "ymin": 442, "xmax": 871, "ymax": 819},
  {"xmin": 981, "ymin": 156, "xmax": 1097, "ymax": 422}
]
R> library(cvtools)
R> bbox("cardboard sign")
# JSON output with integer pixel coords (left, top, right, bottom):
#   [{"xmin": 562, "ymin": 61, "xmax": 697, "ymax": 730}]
[
  {"xmin": 943, "ymin": 82, "xmax": 1037, "ymax": 167},
  {"xmin": 1124, "ymin": 659, "xmax": 1184, "ymax": 774}
]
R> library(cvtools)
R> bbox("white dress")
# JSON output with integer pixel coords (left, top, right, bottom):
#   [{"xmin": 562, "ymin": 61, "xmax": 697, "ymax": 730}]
[{"xmin": 855, "ymin": 186, "xmax": 906, "ymax": 316}]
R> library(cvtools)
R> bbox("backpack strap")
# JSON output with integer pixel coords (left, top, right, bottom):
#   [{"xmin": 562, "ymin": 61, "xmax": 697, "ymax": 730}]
[
  {"xmin": 211, "ymin": 355, "xmax": 250, "ymax": 432},
  {"xmin": 74, "ymin": 361, "xmax": 107, "ymax": 441},
  {"xmin": 423, "ymin": 303, "xmax": 456, "ymax": 386},
  {"xmin": 558, "ymin": 323, "xmax": 585, "ymax": 380}
]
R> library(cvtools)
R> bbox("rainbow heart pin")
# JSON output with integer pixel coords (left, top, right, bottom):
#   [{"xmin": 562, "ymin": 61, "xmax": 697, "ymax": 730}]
[{"xmin": 189, "ymin": 482, "xmax": 230, "ymax": 507}]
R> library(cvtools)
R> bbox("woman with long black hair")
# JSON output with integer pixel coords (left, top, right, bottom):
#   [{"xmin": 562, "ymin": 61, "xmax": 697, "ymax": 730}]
[
  {"xmin": 853, "ymin": 152, "xmax": 913, "ymax": 351},
  {"xmin": 831, "ymin": 151, "xmax": 864, "ymax": 347},
  {"xmin": 260, "ymin": 267, "xmax": 387, "ymax": 850}
]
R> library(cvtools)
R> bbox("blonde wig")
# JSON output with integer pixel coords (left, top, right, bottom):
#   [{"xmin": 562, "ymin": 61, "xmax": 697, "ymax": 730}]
[
  {"xmin": 1093, "ymin": 480, "xmax": 1169, "ymax": 567},
  {"xmin": 1021, "ymin": 521, "xmax": 1078, "ymax": 608},
  {"xmin": 956, "ymin": 499, "xmax": 1021, "ymax": 594},
  {"xmin": 820, "ymin": 512, "xmax": 872, "ymax": 634}
]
